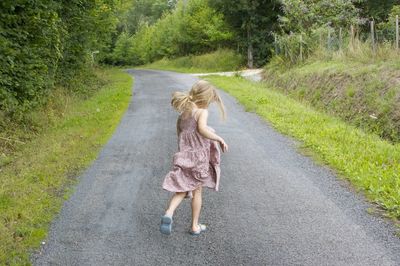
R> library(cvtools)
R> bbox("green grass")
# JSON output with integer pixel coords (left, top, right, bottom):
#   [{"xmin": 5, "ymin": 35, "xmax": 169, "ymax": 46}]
[
  {"xmin": 139, "ymin": 49, "xmax": 244, "ymax": 73},
  {"xmin": 0, "ymin": 68, "xmax": 133, "ymax": 264},
  {"xmin": 206, "ymin": 75, "xmax": 400, "ymax": 222},
  {"xmin": 264, "ymin": 56, "xmax": 400, "ymax": 143}
]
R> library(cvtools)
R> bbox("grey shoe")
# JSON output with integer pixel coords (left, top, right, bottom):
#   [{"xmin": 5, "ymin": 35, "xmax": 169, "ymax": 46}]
[
  {"xmin": 189, "ymin": 224, "xmax": 206, "ymax": 235},
  {"xmin": 160, "ymin": 215, "xmax": 173, "ymax": 235}
]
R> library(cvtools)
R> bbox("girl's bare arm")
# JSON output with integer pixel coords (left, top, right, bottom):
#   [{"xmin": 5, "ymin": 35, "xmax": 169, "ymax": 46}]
[
  {"xmin": 197, "ymin": 109, "xmax": 228, "ymax": 152},
  {"xmin": 176, "ymin": 116, "xmax": 181, "ymax": 136}
]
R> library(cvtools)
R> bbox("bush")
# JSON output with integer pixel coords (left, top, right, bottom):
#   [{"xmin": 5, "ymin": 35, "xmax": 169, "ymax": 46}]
[
  {"xmin": 141, "ymin": 49, "xmax": 244, "ymax": 72},
  {"xmin": 0, "ymin": 1, "xmax": 119, "ymax": 120},
  {"xmin": 110, "ymin": 0, "xmax": 233, "ymax": 66},
  {"xmin": 0, "ymin": 1, "xmax": 62, "ymax": 116},
  {"xmin": 377, "ymin": 5, "xmax": 400, "ymax": 41}
]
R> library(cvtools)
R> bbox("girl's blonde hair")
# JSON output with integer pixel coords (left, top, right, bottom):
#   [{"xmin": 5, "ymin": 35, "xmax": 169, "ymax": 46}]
[{"xmin": 171, "ymin": 80, "xmax": 226, "ymax": 120}]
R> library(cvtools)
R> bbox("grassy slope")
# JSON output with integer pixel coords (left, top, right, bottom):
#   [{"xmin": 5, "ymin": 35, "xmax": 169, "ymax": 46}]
[
  {"xmin": 206, "ymin": 75, "xmax": 400, "ymax": 223},
  {"xmin": 138, "ymin": 49, "xmax": 244, "ymax": 73},
  {"xmin": 264, "ymin": 57, "xmax": 400, "ymax": 143},
  {"xmin": 0, "ymin": 68, "xmax": 133, "ymax": 264}
]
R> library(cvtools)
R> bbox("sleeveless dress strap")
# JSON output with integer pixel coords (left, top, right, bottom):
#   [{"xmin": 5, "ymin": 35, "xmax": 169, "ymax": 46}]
[{"xmin": 192, "ymin": 108, "xmax": 202, "ymax": 121}]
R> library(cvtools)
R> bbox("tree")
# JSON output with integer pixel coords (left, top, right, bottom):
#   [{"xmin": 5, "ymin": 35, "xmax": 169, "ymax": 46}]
[
  {"xmin": 210, "ymin": 0, "xmax": 282, "ymax": 67},
  {"xmin": 110, "ymin": 0, "xmax": 233, "ymax": 65},
  {"xmin": 0, "ymin": 0, "xmax": 121, "ymax": 117},
  {"xmin": 356, "ymin": 0, "xmax": 398, "ymax": 23},
  {"xmin": 123, "ymin": 0, "xmax": 177, "ymax": 34},
  {"xmin": 278, "ymin": 0, "xmax": 360, "ymax": 34},
  {"xmin": 275, "ymin": 0, "xmax": 360, "ymax": 64},
  {"xmin": 57, "ymin": 0, "xmax": 119, "ymax": 85},
  {"xmin": 0, "ymin": 0, "xmax": 62, "ymax": 115}
]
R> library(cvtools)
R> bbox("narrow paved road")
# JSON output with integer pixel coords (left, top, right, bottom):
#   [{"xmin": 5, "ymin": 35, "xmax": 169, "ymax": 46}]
[{"xmin": 33, "ymin": 70, "xmax": 400, "ymax": 265}]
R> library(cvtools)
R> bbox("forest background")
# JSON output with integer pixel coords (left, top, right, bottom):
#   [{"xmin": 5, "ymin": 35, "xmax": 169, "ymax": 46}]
[{"xmin": 1, "ymin": 0, "xmax": 399, "ymax": 128}]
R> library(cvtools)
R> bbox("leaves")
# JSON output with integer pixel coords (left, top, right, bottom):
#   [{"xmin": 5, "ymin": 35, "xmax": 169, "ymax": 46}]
[
  {"xmin": 109, "ymin": 0, "xmax": 234, "ymax": 65},
  {"xmin": 0, "ymin": 0, "xmax": 120, "ymax": 119}
]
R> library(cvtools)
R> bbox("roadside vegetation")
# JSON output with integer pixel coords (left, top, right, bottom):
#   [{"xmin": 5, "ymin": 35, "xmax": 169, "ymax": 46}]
[
  {"xmin": 139, "ymin": 49, "xmax": 244, "ymax": 73},
  {"xmin": 264, "ymin": 55, "xmax": 400, "ymax": 143},
  {"xmin": 207, "ymin": 75, "xmax": 400, "ymax": 222},
  {"xmin": 108, "ymin": 0, "xmax": 282, "ymax": 68},
  {"xmin": 0, "ymin": 68, "xmax": 133, "ymax": 264}
]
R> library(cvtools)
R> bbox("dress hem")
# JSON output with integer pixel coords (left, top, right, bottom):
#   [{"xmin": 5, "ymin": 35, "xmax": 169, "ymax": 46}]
[{"xmin": 162, "ymin": 183, "xmax": 218, "ymax": 193}]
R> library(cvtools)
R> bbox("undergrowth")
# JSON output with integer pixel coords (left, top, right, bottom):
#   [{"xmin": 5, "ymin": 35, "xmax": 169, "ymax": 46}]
[
  {"xmin": 264, "ymin": 51, "xmax": 400, "ymax": 143},
  {"xmin": 139, "ymin": 49, "xmax": 244, "ymax": 73}
]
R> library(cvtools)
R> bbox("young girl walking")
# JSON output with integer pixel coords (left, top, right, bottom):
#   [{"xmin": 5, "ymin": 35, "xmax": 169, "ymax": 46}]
[{"xmin": 161, "ymin": 80, "xmax": 228, "ymax": 235}]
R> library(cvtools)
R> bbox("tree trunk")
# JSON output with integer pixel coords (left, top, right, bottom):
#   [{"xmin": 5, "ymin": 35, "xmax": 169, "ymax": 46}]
[{"xmin": 247, "ymin": 24, "xmax": 254, "ymax": 69}]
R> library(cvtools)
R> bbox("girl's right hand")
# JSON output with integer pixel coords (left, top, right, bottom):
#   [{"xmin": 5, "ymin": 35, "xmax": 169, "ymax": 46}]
[{"xmin": 219, "ymin": 138, "xmax": 228, "ymax": 153}]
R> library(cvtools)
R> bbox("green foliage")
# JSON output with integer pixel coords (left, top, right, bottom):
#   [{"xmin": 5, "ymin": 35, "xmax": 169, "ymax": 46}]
[
  {"xmin": 0, "ymin": 1, "xmax": 63, "ymax": 117},
  {"xmin": 111, "ymin": 32, "xmax": 135, "ymax": 65},
  {"xmin": 275, "ymin": 0, "xmax": 361, "ymax": 64},
  {"xmin": 279, "ymin": 0, "xmax": 360, "ymax": 33},
  {"xmin": 0, "ymin": 0, "xmax": 120, "ymax": 121},
  {"xmin": 356, "ymin": 0, "xmax": 398, "ymax": 23},
  {"xmin": 207, "ymin": 75, "xmax": 400, "ymax": 219},
  {"xmin": 210, "ymin": 0, "xmax": 282, "ymax": 67},
  {"xmin": 55, "ymin": 0, "xmax": 119, "ymax": 87},
  {"xmin": 377, "ymin": 5, "xmax": 400, "ymax": 41},
  {"xmin": 122, "ymin": 0, "xmax": 177, "ymax": 34},
  {"xmin": 140, "ymin": 49, "xmax": 244, "ymax": 72},
  {"xmin": 110, "ymin": 0, "xmax": 233, "ymax": 65}
]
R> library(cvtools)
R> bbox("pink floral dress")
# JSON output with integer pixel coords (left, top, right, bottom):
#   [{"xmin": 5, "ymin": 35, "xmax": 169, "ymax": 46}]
[{"xmin": 162, "ymin": 111, "xmax": 221, "ymax": 195}]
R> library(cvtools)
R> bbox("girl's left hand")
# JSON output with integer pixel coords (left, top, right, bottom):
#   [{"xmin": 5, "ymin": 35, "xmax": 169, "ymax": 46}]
[{"xmin": 219, "ymin": 138, "xmax": 228, "ymax": 153}]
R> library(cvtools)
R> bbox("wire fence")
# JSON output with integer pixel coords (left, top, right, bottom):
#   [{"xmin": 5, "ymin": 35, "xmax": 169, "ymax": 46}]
[{"xmin": 274, "ymin": 15, "xmax": 400, "ymax": 63}]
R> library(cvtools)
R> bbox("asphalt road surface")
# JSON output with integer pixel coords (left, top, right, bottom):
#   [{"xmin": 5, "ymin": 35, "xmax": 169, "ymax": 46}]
[{"xmin": 33, "ymin": 70, "xmax": 400, "ymax": 266}]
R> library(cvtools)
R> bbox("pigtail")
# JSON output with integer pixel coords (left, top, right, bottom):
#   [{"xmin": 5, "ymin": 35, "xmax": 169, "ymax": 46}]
[
  {"xmin": 171, "ymin": 91, "xmax": 194, "ymax": 113},
  {"xmin": 171, "ymin": 80, "xmax": 227, "ymax": 120},
  {"xmin": 213, "ymin": 90, "xmax": 226, "ymax": 121}
]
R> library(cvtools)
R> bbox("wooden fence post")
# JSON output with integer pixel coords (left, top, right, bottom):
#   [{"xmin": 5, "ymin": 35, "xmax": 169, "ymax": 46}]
[
  {"xmin": 370, "ymin": 20, "xmax": 375, "ymax": 52},
  {"xmin": 396, "ymin": 15, "xmax": 399, "ymax": 50},
  {"xmin": 339, "ymin": 27, "xmax": 343, "ymax": 51},
  {"xmin": 327, "ymin": 28, "xmax": 331, "ymax": 50},
  {"xmin": 350, "ymin": 25, "xmax": 355, "ymax": 51},
  {"xmin": 319, "ymin": 31, "xmax": 323, "ymax": 50},
  {"xmin": 299, "ymin": 34, "xmax": 303, "ymax": 61}
]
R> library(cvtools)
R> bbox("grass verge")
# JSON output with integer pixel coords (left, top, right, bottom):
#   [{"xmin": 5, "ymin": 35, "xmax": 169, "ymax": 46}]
[
  {"xmin": 264, "ymin": 55, "xmax": 400, "ymax": 143},
  {"xmin": 0, "ymin": 68, "xmax": 133, "ymax": 264},
  {"xmin": 139, "ymin": 49, "xmax": 244, "ymax": 73},
  {"xmin": 206, "ymin": 75, "xmax": 400, "ymax": 222}
]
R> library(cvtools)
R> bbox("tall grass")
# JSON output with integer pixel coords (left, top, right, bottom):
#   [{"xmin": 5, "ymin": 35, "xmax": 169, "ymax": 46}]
[
  {"xmin": 310, "ymin": 40, "xmax": 400, "ymax": 65},
  {"xmin": 267, "ymin": 27, "xmax": 400, "ymax": 144},
  {"xmin": 139, "ymin": 49, "xmax": 244, "ymax": 73},
  {"xmin": 274, "ymin": 22, "xmax": 400, "ymax": 67},
  {"xmin": 265, "ymin": 53, "xmax": 400, "ymax": 143}
]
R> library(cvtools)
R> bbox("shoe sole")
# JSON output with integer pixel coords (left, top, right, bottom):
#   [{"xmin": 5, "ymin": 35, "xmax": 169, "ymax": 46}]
[{"xmin": 160, "ymin": 216, "xmax": 172, "ymax": 235}]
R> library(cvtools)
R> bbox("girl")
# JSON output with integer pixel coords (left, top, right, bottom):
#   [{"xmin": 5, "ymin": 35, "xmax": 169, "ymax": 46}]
[{"xmin": 161, "ymin": 80, "xmax": 228, "ymax": 236}]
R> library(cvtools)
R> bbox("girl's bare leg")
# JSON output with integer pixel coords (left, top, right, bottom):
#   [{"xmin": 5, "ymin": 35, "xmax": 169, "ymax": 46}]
[
  {"xmin": 165, "ymin": 192, "xmax": 186, "ymax": 217},
  {"xmin": 191, "ymin": 186, "xmax": 202, "ymax": 231}
]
